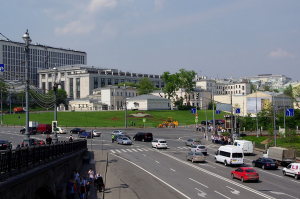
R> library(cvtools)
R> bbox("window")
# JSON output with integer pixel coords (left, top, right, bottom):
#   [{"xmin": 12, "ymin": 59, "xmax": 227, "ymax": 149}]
[
  {"xmin": 117, "ymin": 92, "xmax": 119, "ymax": 96},
  {"xmin": 42, "ymin": 82, "xmax": 45, "ymax": 91},
  {"xmin": 48, "ymin": 82, "xmax": 52, "ymax": 91},
  {"xmin": 61, "ymin": 73, "xmax": 65, "ymax": 77},
  {"xmin": 121, "ymin": 79, "xmax": 124, "ymax": 83},
  {"xmin": 48, "ymin": 74, "xmax": 52, "ymax": 77},
  {"xmin": 94, "ymin": 77, "xmax": 98, "ymax": 89},
  {"xmin": 76, "ymin": 78, "xmax": 80, "ymax": 98},
  {"xmin": 101, "ymin": 78, "xmax": 105, "ymax": 87},
  {"xmin": 111, "ymin": 92, "xmax": 113, "ymax": 96},
  {"xmin": 69, "ymin": 78, "xmax": 73, "ymax": 98},
  {"xmin": 115, "ymin": 79, "xmax": 119, "ymax": 85},
  {"xmin": 239, "ymin": 85, "xmax": 241, "ymax": 88},
  {"xmin": 161, "ymin": 82, "xmax": 164, "ymax": 87},
  {"xmin": 61, "ymin": 81, "xmax": 65, "ymax": 90},
  {"xmin": 242, "ymin": 86, "xmax": 244, "ymax": 90},
  {"xmin": 42, "ymin": 74, "xmax": 45, "ymax": 79},
  {"xmin": 108, "ymin": 78, "xmax": 112, "ymax": 85},
  {"xmin": 121, "ymin": 92, "xmax": 122, "ymax": 96}
]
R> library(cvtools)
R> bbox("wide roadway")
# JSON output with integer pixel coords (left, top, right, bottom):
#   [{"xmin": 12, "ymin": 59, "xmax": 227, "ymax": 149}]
[{"xmin": 1, "ymin": 127, "xmax": 299, "ymax": 199}]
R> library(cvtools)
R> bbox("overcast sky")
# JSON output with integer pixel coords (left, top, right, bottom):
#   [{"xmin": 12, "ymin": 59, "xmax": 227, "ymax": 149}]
[{"xmin": 1, "ymin": 0, "xmax": 299, "ymax": 80}]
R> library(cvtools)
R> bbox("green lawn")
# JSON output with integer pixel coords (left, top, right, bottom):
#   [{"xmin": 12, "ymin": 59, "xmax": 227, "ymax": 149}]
[{"xmin": 2, "ymin": 110, "xmax": 226, "ymax": 127}]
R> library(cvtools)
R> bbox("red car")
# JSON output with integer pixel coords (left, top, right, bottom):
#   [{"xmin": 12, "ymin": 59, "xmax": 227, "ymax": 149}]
[{"xmin": 231, "ymin": 167, "xmax": 259, "ymax": 182}]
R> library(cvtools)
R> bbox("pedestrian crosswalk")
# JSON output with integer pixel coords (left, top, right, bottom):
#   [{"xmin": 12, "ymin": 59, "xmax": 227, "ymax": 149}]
[{"xmin": 110, "ymin": 146, "xmax": 192, "ymax": 154}]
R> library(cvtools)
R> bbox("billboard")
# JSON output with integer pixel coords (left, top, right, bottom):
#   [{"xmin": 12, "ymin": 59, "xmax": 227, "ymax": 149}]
[{"xmin": 247, "ymin": 97, "xmax": 271, "ymax": 113}]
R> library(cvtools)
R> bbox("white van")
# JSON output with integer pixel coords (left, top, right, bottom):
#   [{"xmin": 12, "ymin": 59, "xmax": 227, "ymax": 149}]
[
  {"xmin": 233, "ymin": 140, "xmax": 253, "ymax": 155},
  {"xmin": 215, "ymin": 146, "xmax": 244, "ymax": 166},
  {"xmin": 283, "ymin": 163, "xmax": 300, "ymax": 180}
]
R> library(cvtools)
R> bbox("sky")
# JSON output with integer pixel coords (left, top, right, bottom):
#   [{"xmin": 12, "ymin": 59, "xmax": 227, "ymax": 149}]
[{"xmin": 1, "ymin": 0, "xmax": 300, "ymax": 80}]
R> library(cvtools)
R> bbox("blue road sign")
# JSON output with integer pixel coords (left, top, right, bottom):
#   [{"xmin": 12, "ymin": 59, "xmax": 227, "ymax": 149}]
[
  {"xmin": 216, "ymin": 110, "xmax": 221, "ymax": 114},
  {"xmin": 236, "ymin": 108, "xmax": 240, "ymax": 114},
  {"xmin": 18, "ymin": 116, "xmax": 20, "ymax": 119},
  {"xmin": 286, "ymin": 108, "xmax": 294, "ymax": 116},
  {"xmin": 0, "ymin": 64, "xmax": 4, "ymax": 72},
  {"xmin": 191, "ymin": 108, "xmax": 196, "ymax": 114}
]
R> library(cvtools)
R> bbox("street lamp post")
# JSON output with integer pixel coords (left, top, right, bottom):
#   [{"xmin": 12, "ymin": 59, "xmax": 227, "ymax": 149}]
[
  {"xmin": 1, "ymin": 84, "xmax": 3, "ymax": 126},
  {"xmin": 22, "ymin": 29, "xmax": 32, "ymax": 147},
  {"xmin": 53, "ymin": 66, "xmax": 58, "ymax": 144}
]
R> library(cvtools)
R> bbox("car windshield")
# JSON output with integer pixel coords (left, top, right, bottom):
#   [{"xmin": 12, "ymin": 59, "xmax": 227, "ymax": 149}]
[
  {"xmin": 265, "ymin": 158, "xmax": 275, "ymax": 162},
  {"xmin": 122, "ymin": 138, "xmax": 129, "ymax": 140},
  {"xmin": 232, "ymin": 153, "xmax": 243, "ymax": 158},
  {"xmin": 194, "ymin": 153, "xmax": 203, "ymax": 156},
  {"xmin": 159, "ymin": 141, "xmax": 166, "ymax": 143},
  {"xmin": 198, "ymin": 146, "xmax": 205, "ymax": 149},
  {"xmin": 245, "ymin": 169, "xmax": 256, "ymax": 173}
]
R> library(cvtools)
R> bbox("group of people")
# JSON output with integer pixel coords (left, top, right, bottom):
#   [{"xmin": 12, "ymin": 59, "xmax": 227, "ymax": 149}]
[
  {"xmin": 67, "ymin": 168, "xmax": 105, "ymax": 199},
  {"xmin": 211, "ymin": 134, "xmax": 231, "ymax": 145}
]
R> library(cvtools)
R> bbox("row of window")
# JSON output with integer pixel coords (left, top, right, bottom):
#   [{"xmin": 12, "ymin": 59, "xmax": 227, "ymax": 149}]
[{"xmin": 111, "ymin": 91, "xmax": 137, "ymax": 97}]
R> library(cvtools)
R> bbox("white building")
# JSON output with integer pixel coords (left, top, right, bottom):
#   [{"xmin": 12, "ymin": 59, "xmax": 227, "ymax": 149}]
[
  {"xmin": 0, "ymin": 39, "xmax": 87, "ymax": 86},
  {"xmin": 38, "ymin": 65, "xmax": 164, "ymax": 99},
  {"xmin": 127, "ymin": 95, "xmax": 171, "ymax": 111}
]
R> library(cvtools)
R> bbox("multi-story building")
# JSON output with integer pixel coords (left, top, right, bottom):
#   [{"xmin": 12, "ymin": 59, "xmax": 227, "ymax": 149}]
[
  {"xmin": 0, "ymin": 39, "xmax": 87, "ymax": 85},
  {"xmin": 38, "ymin": 64, "xmax": 164, "ymax": 99}
]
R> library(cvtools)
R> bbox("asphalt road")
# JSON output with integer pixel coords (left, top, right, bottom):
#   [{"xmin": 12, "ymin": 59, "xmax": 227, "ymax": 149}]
[{"xmin": 1, "ymin": 127, "xmax": 299, "ymax": 199}]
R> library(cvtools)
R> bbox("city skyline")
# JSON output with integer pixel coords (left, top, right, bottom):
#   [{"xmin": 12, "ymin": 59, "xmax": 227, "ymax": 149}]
[{"xmin": 0, "ymin": 0, "xmax": 299, "ymax": 80}]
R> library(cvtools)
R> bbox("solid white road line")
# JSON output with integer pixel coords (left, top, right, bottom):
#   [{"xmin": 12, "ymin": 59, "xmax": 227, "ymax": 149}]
[
  {"xmin": 291, "ymin": 180, "xmax": 300, "ymax": 184},
  {"xmin": 137, "ymin": 149, "xmax": 143, "ymax": 151},
  {"xmin": 170, "ymin": 168, "xmax": 176, "ymax": 172},
  {"xmin": 214, "ymin": 191, "xmax": 231, "ymax": 199},
  {"xmin": 111, "ymin": 154, "xmax": 191, "ymax": 199},
  {"xmin": 189, "ymin": 178, "xmax": 208, "ymax": 188}
]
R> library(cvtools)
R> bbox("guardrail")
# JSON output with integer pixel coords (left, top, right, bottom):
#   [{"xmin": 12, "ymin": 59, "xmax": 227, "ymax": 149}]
[{"xmin": 0, "ymin": 140, "xmax": 87, "ymax": 178}]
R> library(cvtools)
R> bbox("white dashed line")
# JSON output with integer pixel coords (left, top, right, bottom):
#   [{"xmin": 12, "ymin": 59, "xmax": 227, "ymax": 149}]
[
  {"xmin": 155, "ymin": 161, "xmax": 160, "ymax": 163},
  {"xmin": 259, "ymin": 170, "xmax": 283, "ymax": 178},
  {"xmin": 143, "ymin": 154, "xmax": 147, "ymax": 156},
  {"xmin": 214, "ymin": 191, "xmax": 231, "ymax": 199},
  {"xmin": 170, "ymin": 168, "xmax": 176, "ymax": 172},
  {"xmin": 189, "ymin": 178, "xmax": 208, "ymax": 188}
]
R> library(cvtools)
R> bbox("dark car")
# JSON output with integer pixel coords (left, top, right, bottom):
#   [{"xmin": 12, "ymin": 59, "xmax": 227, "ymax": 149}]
[
  {"xmin": 133, "ymin": 132, "xmax": 153, "ymax": 142},
  {"xmin": 21, "ymin": 138, "xmax": 39, "ymax": 147},
  {"xmin": 5, "ymin": 111, "xmax": 13, "ymax": 114},
  {"xmin": 201, "ymin": 121, "xmax": 207, "ymax": 125},
  {"xmin": 0, "ymin": 140, "xmax": 12, "ymax": 150},
  {"xmin": 216, "ymin": 119, "xmax": 225, "ymax": 124},
  {"xmin": 20, "ymin": 127, "xmax": 37, "ymax": 135},
  {"xmin": 78, "ymin": 131, "xmax": 93, "ymax": 138},
  {"xmin": 70, "ymin": 128, "xmax": 85, "ymax": 134},
  {"xmin": 252, "ymin": 158, "xmax": 278, "ymax": 170}
]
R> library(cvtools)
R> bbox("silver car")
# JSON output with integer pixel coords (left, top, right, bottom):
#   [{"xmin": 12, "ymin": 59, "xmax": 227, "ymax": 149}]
[
  {"xmin": 92, "ymin": 130, "xmax": 101, "ymax": 137},
  {"xmin": 186, "ymin": 151, "xmax": 205, "ymax": 163},
  {"xmin": 190, "ymin": 145, "xmax": 207, "ymax": 155},
  {"xmin": 117, "ymin": 137, "xmax": 132, "ymax": 145},
  {"xmin": 185, "ymin": 139, "xmax": 201, "ymax": 146},
  {"xmin": 111, "ymin": 130, "xmax": 126, "ymax": 136}
]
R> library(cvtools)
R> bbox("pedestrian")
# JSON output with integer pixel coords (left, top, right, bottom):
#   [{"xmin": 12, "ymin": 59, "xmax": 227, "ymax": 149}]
[
  {"xmin": 112, "ymin": 134, "xmax": 115, "ymax": 143},
  {"xmin": 85, "ymin": 181, "xmax": 91, "ymax": 199},
  {"xmin": 228, "ymin": 137, "xmax": 231, "ymax": 145},
  {"xmin": 46, "ymin": 134, "xmax": 52, "ymax": 145},
  {"xmin": 83, "ymin": 172, "xmax": 88, "ymax": 182},
  {"xmin": 79, "ymin": 183, "xmax": 86, "ymax": 199},
  {"xmin": 74, "ymin": 170, "xmax": 79, "ymax": 181},
  {"xmin": 69, "ymin": 135, "xmax": 73, "ymax": 142},
  {"xmin": 88, "ymin": 168, "xmax": 94, "ymax": 186},
  {"xmin": 203, "ymin": 132, "xmax": 206, "ymax": 139},
  {"xmin": 67, "ymin": 179, "xmax": 73, "ymax": 199},
  {"xmin": 94, "ymin": 172, "xmax": 100, "ymax": 186},
  {"xmin": 96, "ymin": 175, "xmax": 104, "ymax": 192},
  {"xmin": 211, "ymin": 135, "xmax": 214, "ymax": 144},
  {"xmin": 69, "ymin": 183, "xmax": 76, "ymax": 199}
]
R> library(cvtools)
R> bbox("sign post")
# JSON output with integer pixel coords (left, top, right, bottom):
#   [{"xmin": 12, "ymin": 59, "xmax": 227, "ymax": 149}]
[
  {"xmin": 18, "ymin": 116, "xmax": 20, "ymax": 126},
  {"xmin": 143, "ymin": 118, "xmax": 146, "ymax": 128},
  {"xmin": 286, "ymin": 108, "xmax": 294, "ymax": 117}
]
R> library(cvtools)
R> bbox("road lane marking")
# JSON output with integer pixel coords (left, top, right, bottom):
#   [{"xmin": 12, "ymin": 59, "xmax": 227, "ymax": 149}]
[
  {"xmin": 121, "ymin": 149, "xmax": 127, "ymax": 152},
  {"xmin": 143, "ymin": 148, "xmax": 149, "ymax": 151},
  {"xmin": 292, "ymin": 180, "xmax": 300, "ymax": 184},
  {"xmin": 259, "ymin": 170, "xmax": 282, "ymax": 178},
  {"xmin": 143, "ymin": 154, "xmax": 147, "ymax": 156},
  {"xmin": 115, "ymin": 150, "xmax": 121, "ymax": 153},
  {"xmin": 189, "ymin": 178, "xmax": 208, "ymax": 188},
  {"xmin": 170, "ymin": 168, "xmax": 176, "ymax": 172},
  {"xmin": 137, "ymin": 149, "xmax": 143, "ymax": 151},
  {"xmin": 127, "ymin": 149, "xmax": 132, "ymax": 152},
  {"xmin": 131, "ymin": 149, "xmax": 138, "ymax": 152},
  {"xmin": 270, "ymin": 191, "xmax": 299, "ymax": 199},
  {"xmin": 111, "ymin": 154, "xmax": 191, "ymax": 199},
  {"xmin": 199, "ymin": 164, "xmax": 216, "ymax": 168},
  {"xmin": 155, "ymin": 160, "xmax": 160, "ymax": 163},
  {"xmin": 226, "ymin": 186, "xmax": 240, "ymax": 195},
  {"xmin": 214, "ymin": 191, "xmax": 231, "ymax": 199},
  {"xmin": 195, "ymin": 188, "xmax": 207, "ymax": 198},
  {"xmin": 110, "ymin": 150, "xmax": 116, "ymax": 153},
  {"xmin": 156, "ymin": 151, "xmax": 275, "ymax": 199}
]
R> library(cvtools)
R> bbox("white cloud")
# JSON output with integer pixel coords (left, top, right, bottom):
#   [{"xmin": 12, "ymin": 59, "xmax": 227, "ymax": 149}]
[
  {"xmin": 154, "ymin": 0, "xmax": 165, "ymax": 10},
  {"xmin": 268, "ymin": 48, "xmax": 296, "ymax": 59},
  {"xmin": 55, "ymin": 20, "xmax": 95, "ymax": 35},
  {"xmin": 87, "ymin": 0, "xmax": 117, "ymax": 13}
]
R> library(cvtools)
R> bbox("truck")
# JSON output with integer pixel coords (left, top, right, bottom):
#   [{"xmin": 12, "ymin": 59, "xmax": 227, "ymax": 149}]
[
  {"xmin": 37, "ymin": 124, "xmax": 52, "ymax": 134},
  {"xmin": 233, "ymin": 140, "xmax": 253, "ymax": 155},
  {"xmin": 14, "ymin": 107, "xmax": 25, "ymax": 113},
  {"xmin": 29, "ymin": 121, "xmax": 39, "ymax": 128},
  {"xmin": 263, "ymin": 147, "xmax": 296, "ymax": 166}
]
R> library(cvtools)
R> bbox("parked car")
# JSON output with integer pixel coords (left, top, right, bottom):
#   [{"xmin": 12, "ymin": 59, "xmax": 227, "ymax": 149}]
[
  {"xmin": 133, "ymin": 132, "xmax": 153, "ymax": 142},
  {"xmin": 185, "ymin": 139, "xmax": 201, "ymax": 146},
  {"xmin": 231, "ymin": 167, "xmax": 259, "ymax": 182},
  {"xmin": 70, "ymin": 128, "xmax": 85, "ymax": 134},
  {"xmin": 0, "ymin": 140, "xmax": 12, "ymax": 150},
  {"xmin": 190, "ymin": 145, "xmax": 207, "ymax": 155},
  {"xmin": 78, "ymin": 131, "xmax": 93, "ymax": 138},
  {"xmin": 283, "ymin": 163, "xmax": 300, "ymax": 180},
  {"xmin": 152, "ymin": 139, "xmax": 168, "ymax": 149},
  {"xmin": 252, "ymin": 158, "xmax": 278, "ymax": 170},
  {"xmin": 20, "ymin": 127, "xmax": 37, "ymax": 135},
  {"xmin": 111, "ymin": 130, "xmax": 126, "ymax": 135},
  {"xmin": 37, "ymin": 124, "xmax": 52, "ymax": 134},
  {"xmin": 116, "ymin": 137, "xmax": 132, "ymax": 145},
  {"xmin": 92, "ymin": 130, "xmax": 101, "ymax": 137},
  {"xmin": 186, "ymin": 151, "xmax": 205, "ymax": 163},
  {"xmin": 5, "ymin": 111, "xmax": 13, "ymax": 114},
  {"xmin": 208, "ymin": 120, "xmax": 218, "ymax": 125}
]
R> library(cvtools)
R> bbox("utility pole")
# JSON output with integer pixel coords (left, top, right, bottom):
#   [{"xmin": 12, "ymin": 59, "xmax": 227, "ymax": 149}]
[
  {"xmin": 53, "ymin": 66, "xmax": 58, "ymax": 144},
  {"xmin": 273, "ymin": 91, "xmax": 277, "ymax": 146},
  {"xmin": 124, "ymin": 72, "xmax": 127, "ymax": 128},
  {"xmin": 256, "ymin": 89, "xmax": 259, "ymax": 137},
  {"xmin": 205, "ymin": 101, "xmax": 208, "ymax": 137},
  {"xmin": 283, "ymin": 92, "xmax": 285, "ymax": 131},
  {"xmin": 231, "ymin": 88, "xmax": 233, "ymax": 140},
  {"xmin": 212, "ymin": 89, "xmax": 215, "ymax": 135},
  {"xmin": 1, "ymin": 83, "xmax": 3, "ymax": 126}
]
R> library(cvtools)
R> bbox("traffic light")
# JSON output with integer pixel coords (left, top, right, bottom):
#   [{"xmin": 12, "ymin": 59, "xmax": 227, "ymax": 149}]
[
  {"xmin": 196, "ymin": 93, "xmax": 199, "ymax": 99},
  {"xmin": 52, "ymin": 121, "xmax": 58, "ymax": 132}
]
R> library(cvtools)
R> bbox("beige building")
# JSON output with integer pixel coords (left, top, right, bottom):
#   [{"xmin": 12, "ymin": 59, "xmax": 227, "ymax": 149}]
[{"xmin": 127, "ymin": 95, "xmax": 171, "ymax": 111}]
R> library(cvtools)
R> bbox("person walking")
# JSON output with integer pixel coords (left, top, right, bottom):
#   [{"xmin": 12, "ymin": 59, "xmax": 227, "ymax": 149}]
[
  {"xmin": 88, "ymin": 168, "xmax": 94, "ymax": 186},
  {"xmin": 96, "ymin": 175, "xmax": 104, "ymax": 192},
  {"xmin": 228, "ymin": 137, "xmax": 231, "ymax": 145},
  {"xmin": 45, "ymin": 134, "xmax": 52, "ymax": 145},
  {"xmin": 69, "ymin": 135, "xmax": 73, "ymax": 142},
  {"xmin": 69, "ymin": 183, "xmax": 76, "ymax": 199},
  {"xmin": 85, "ymin": 181, "xmax": 91, "ymax": 199},
  {"xmin": 67, "ymin": 180, "xmax": 73, "ymax": 199},
  {"xmin": 79, "ymin": 183, "xmax": 86, "ymax": 199},
  {"xmin": 211, "ymin": 135, "xmax": 214, "ymax": 144},
  {"xmin": 112, "ymin": 134, "xmax": 115, "ymax": 143}
]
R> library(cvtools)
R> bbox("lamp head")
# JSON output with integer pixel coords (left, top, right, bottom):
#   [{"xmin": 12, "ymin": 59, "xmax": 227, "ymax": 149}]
[{"xmin": 22, "ymin": 29, "xmax": 31, "ymax": 45}]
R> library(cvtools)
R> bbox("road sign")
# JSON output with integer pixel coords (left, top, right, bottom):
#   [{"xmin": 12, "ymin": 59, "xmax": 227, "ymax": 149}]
[
  {"xmin": 0, "ymin": 64, "xmax": 4, "ymax": 72},
  {"xmin": 195, "ymin": 113, "xmax": 198, "ymax": 116},
  {"xmin": 195, "ymin": 119, "xmax": 198, "ymax": 122},
  {"xmin": 143, "ymin": 118, "xmax": 146, "ymax": 122},
  {"xmin": 236, "ymin": 108, "xmax": 240, "ymax": 114},
  {"xmin": 18, "ymin": 116, "xmax": 20, "ymax": 119},
  {"xmin": 286, "ymin": 108, "xmax": 294, "ymax": 116},
  {"xmin": 216, "ymin": 110, "xmax": 221, "ymax": 114},
  {"xmin": 191, "ymin": 108, "xmax": 196, "ymax": 114},
  {"xmin": 195, "ymin": 116, "xmax": 198, "ymax": 119}
]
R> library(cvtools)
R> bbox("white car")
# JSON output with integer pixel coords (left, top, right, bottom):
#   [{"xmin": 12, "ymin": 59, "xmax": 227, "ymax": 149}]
[
  {"xmin": 57, "ymin": 127, "xmax": 66, "ymax": 134},
  {"xmin": 111, "ymin": 130, "xmax": 126, "ymax": 136},
  {"xmin": 283, "ymin": 163, "xmax": 300, "ymax": 180},
  {"xmin": 152, "ymin": 139, "xmax": 168, "ymax": 149},
  {"xmin": 93, "ymin": 130, "xmax": 101, "ymax": 137}
]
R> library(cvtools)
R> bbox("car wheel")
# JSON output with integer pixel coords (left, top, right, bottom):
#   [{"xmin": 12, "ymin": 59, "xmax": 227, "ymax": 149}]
[
  {"xmin": 241, "ymin": 177, "xmax": 244, "ymax": 183},
  {"xmin": 215, "ymin": 158, "xmax": 218, "ymax": 163},
  {"xmin": 142, "ymin": 139, "xmax": 145, "ymax": 142},
  {"xmin": 252, "ymin": 162, "xmax": 255, "ymax": 167},
  {"xmin": 283, "ymin": 171, "xmax": 286, "ymax": 176},
  {"xmin": 295, "ymin": 175, "xmax": 298, "ymax": 180},
  {"xmin": 231, "ymin": 174, "xmax": 235, "ymax": 179},
  {"xmin": 262, "ymin": 165, "xmax": 265, "ymax": 170},
  {"xmin": 224, "ymin": 160, "xmax": 228, "ymax": 166},
  {"xmin": 192, "ymin": 158, "xmax": 195, "ymax": 163}
]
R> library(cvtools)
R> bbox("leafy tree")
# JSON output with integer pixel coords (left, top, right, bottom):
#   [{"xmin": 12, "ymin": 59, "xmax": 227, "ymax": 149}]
[
  {"xmin": 273, "ymin": 89, "xmax": 279, "ymax": 93},
  {"xmin": 0, "ymin": 82, "xmax": 9, "ymax": 101},
  {"xmin": 48, "ymin": 89, "xmax": 68, "ymax": 105},
  {"xmin": 208, "ymin": 101, "xmax": 216, "ymax": 110},
  {"xmin": 178, "ymin": 69, "xmax": 196, "ymax": 104},
  {"xmin": 263, "ymin": 85, "xmax": 271, "ymax": 91},
  {"xmin": 162, "ymin": 71, "xmax": 181, "ymax": 99},
  {"xmin": 137, "ymin": 77, "xmax": 155, "ymax": 95},
  {"xmin": 284, "ymin": 84, "xmax": 293, "ymax": 99},
  {"xmin": 250, "ymin": 83, "xmax": 256, "ymax": 93}
]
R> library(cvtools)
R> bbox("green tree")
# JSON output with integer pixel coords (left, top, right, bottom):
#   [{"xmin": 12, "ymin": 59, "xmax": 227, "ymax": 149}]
[
  {"xmin": 284, "ymin": 84, "xmax": 293, "ymax": 99},
  {"xmin": 162, "ymin": 71, "xmax": 181, "ymax": 99},
  {"xmin": 0, "ymin": 82, "xmax": 9, "ymax": 101},
  {"xmin": 273, "ymin": 89, "xmax": 279, "ymax": 93},
  {"xmin": 137, "ymin": 77, "xmax": 155, "ymax": 95},
  {"xmin": 263, "ymin": 85, "xmax": 271, "ymax": 91},
  {"xmin": 250, "ymin": 83, "xmax": 256, "ymax": 93},
  {"xmin": 48, "ymin": 89, "xmax": 68, "ymax": 105},
  {"xmin": 178, "ymin": 69, "xmax": 196, "ymax": 104}
]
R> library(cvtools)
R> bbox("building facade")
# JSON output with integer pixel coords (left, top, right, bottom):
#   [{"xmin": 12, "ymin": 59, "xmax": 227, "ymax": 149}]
[
  {"xmin": 38, "ymin": 64, "xmax": 164, "ymax": 99},
  {"xmin": 127, "ymin": 95, "xmax": 171, "ymax": 111},
  {"xmin": 0, "ymin": 39, "xmax": 87, "ymax": 86}
]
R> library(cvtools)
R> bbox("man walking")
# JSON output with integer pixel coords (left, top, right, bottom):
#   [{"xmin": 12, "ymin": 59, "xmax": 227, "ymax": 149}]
[
  {"xmin": 46, "ymin": 135, "xmax": 52, "ymax": 145},
  {"xmin": 96, "ymin": 175, "xmax": 104, "ymax": 192},
  {"xmin": 112, "ymin": 134, "xmax": 115, "ymax": 143}
]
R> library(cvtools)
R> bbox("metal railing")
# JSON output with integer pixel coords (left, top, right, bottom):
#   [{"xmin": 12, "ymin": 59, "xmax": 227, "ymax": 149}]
[{"xmin": 0, "ymin": 140, "xmax": 87, "ymax": 177}]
